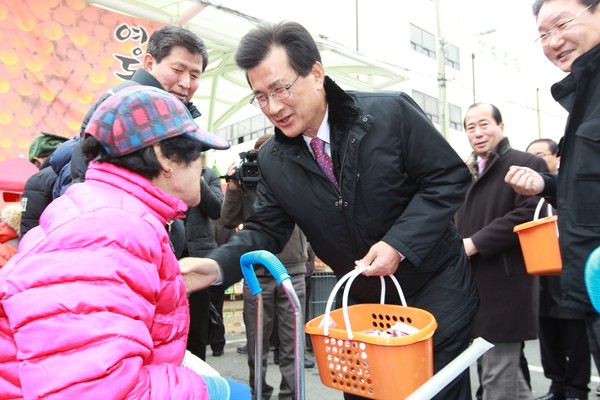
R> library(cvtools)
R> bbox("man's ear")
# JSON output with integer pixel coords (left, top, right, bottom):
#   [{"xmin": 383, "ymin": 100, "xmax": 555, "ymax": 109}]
[
  {"xmin": 311, "ymin": 62, "xmax": 325, "ymax": 86},
  {"xmin": 31, "ymin": 157, "xmax": 44, "ymax": 169},
  {"xmin": 142, "ymin": 53, "xmax": 155, "ymax": 71}
]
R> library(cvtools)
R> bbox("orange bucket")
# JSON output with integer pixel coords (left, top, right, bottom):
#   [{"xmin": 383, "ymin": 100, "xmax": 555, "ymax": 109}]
[
  {"xmin": 514, "ymin": 214, "xmax": 562, "ymax": 276},
  {"xmin": 305, "ymin": 268, "xmax": 437, "ymax": 399}
]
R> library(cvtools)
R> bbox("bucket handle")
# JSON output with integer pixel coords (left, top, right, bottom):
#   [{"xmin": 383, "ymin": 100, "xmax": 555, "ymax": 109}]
[
  {"xmin": 322, "ymin": 267, "xmax": 406, "ymax": 340},
  {"xmin": 533, "ymin": 197, "xmax": 559, "ymax": 237},
  {"xmin": 534, "ymin": 197, "xmax": 553, "ymax": 220}
]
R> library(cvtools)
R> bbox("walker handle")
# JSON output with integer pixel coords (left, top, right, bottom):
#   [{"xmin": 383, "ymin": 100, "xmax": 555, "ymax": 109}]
[{"xmin": 240, "ymin": 250, "xmax": 291, "ymax": 295}]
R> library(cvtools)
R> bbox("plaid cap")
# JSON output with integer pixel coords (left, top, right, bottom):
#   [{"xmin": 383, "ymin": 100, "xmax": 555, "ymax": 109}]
[
  {"xmin": 85, "ymin": 85, "xmax": 230, "ymax": 157},
  {"xmin": 28, "ymin": 132, "xmax": 69, "ymax": 162}
]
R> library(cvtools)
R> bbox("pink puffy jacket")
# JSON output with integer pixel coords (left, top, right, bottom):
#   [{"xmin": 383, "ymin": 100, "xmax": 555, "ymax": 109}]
[{"xmin": 0, "ymin": 162, "xmax": 220, "ymax": 399}]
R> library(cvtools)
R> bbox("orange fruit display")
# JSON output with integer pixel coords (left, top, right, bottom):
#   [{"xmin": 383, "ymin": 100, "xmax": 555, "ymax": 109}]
[{"xmin": 0, "ymin": 0, "xmax": 164, "ymax": 160}]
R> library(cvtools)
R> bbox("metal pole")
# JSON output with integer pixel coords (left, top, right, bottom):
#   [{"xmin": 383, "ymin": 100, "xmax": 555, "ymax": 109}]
[
  {"xmin": 536, "ymin": 87, "xmax": 542, "ymax": 138},
  {"xmin": 355, "ymin": 0, "xmax": 359, "ymax": 52},
  {"xmin": 434, "ymin": 0, "xmax": 449, "ymax": 139},
  {"xmin": 240, "ymin": 250, "xmax": 305, "ymax": 400},
  {"xmin": 281, "ymin": 279, "xmax": 306, "ymax": 400},
  {"xmin": 254, "ymin": 294, "xmax": 263, "ymax": 398},
  {"xmin": 472, "ymin": 53, "xmax": 476, "ymax": 103}
]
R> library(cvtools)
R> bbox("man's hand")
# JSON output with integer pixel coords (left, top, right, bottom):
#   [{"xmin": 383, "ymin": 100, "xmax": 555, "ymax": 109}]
[
  {"xmin": 355, "ymin": 241, "xmax": 401, "ymax": 276},
  {"xmin": 463, "ymin": 238, "xmax": 478, "ymax": 257},
  {"xmin": 179, "ymin": 257, "xmax": 220, "ymax": 293},
  {"xmin": 505, "ymin": 166, "xmax": 545, "ymax": 196}
]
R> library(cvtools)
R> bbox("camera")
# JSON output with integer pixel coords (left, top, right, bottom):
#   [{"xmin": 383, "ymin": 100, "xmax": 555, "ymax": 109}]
[{"xmin": 220, "ymin": 150, "xmax": 260, "ymax": 187}]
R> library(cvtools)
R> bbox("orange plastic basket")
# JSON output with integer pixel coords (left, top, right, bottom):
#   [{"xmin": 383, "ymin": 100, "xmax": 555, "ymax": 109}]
[
  {"xmin": 305, "ymin": 268, "xmax": 437, "ymax": 400},
  {"xmin": 514, "ymin": 198, "xmax": 562, "ymax": 276}
]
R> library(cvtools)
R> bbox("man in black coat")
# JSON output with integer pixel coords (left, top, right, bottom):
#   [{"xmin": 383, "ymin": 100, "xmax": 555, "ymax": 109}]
[
  {"xmin": 180, "ymin": 21, "xmax": 478, "ymax": 400},
  {"xmin": 506, "ymin": 2, "xmax": 600, "ymax": 398},
  {"xmin": 527, "ymin": 138, "xmax": 590, "ymax": 400},
  {"xmin": 183, "ymin": 165, "xmax": 226, "ymax": 361},
  {"xmin": 20, "ymin": 132, "xmax": 69, "ymax": 237},
  {"xmin": 455, "ymin": 103, "xmax": 548, "ymax": 400}
]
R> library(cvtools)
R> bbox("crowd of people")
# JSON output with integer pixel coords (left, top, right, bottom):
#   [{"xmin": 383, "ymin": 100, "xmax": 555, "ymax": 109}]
[{"xmin": 1, "ymin": 0, "xmax": 600, "ymax": 398}]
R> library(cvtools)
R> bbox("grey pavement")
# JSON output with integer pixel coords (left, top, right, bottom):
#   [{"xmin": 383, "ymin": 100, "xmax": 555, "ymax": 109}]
[
  {"xmin": 214, "ymin": 299, "xmax": 600, "ymax": 399},
  {"xmin": 206, "ymin": 333, "xmax": 342, "ymax": 399},
  {"xmin": 207, "ymin": 337, "xmax": 600, "ymax": 399}
]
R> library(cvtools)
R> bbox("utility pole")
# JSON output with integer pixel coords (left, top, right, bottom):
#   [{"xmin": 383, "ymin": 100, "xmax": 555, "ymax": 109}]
[
  {"xmin": 536, "ymin": 87, "xmax": 542, "ymax": 138},
  {"xmin": 471, "ymin": 30, "xmax": 496, "ymax": 105},
  {"xmin": 434, "ymin": 0, "xmax": 449, "ymax": 139},
  {"xmin": 355, "ymin": 0, "xmax": 359, "ymax": 51},
  {"xmin": 471, "ymin": 53, "xmax": 476, "ymax": 103}
]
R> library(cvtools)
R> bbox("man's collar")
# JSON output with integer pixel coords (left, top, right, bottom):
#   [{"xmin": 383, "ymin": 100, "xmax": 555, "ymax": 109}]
[
  {"xmin": 551, "ymin": 42, "xmax": 600, "ymax": 109},
  {"xmin": 303, "ymin": 107, "xmax": 330, "ymax": 148}
]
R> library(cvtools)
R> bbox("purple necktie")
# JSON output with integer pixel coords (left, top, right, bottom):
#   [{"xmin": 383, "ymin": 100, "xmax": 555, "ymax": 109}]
[
  {"xmin": 310, "ymin": 137, "xmax": 339, "ymax": 189},
  {"xmin": 478, "ymin": 158, "xmax": 487, "ymax": 175}
]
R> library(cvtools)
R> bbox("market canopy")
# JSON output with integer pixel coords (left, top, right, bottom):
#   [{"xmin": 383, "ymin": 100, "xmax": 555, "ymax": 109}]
[
  {"xmin": 0, "ymin": 157, "xmax": 38, "ymax": 200},
  {"xmin": 84, "ymin": 0, "xmax": 409, "ymax": 130}
]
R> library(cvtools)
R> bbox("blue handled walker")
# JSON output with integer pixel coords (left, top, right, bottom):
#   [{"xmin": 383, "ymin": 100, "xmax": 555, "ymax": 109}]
[{"xmin": 240, "ymin": 250, "xmax": 305, "ymax": 400}]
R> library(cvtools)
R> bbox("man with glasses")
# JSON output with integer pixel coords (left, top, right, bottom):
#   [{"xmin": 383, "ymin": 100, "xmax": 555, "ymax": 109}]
[
  {"xmin": 526, "ymin": 139, "xmax": 591, "ymax": 400},
  {"xmin": 506, "ymin": 2, "xmax": 600, "ymax": 399},
  {"xmin": 526, "ymin": 139, "xmax": 560, "ymax": 174},
  {"xmin": 180, "ymin": 21, "xmax": 479, "ymax": 400}
]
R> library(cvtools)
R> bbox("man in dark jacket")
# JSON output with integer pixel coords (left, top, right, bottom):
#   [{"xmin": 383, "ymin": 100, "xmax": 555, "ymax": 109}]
[
  {"xmin": 506, "ymin": 2, "xmax": 600, "ymax": 397},
  {"xmin": 527, "ymin": 138, "xmax": 590, "ymax": 400},
  {"xmin": 26, "ymin": 132, "xmax": 68, "ymax": 170},
  {"xmin": 57, "ymin": 25, "xmax": 208, "ymax": 194},
  {"xmin": 183, "ymin": 165, "xmax": 226, "ymax": 360},
  {"xmin": 221, "ymin": 134, "xmax": 311, "ymax": 400},
  {"xmin": 20, "ymin": 167, "xmax": 56, "ymax": 238},
  {"xmin": 180, "ymin": 21, "xmax": 478, "ymax": 400},
  {"xmin": 20, "ymin": 132, "xmax": 69, "ymax": 236},
  {"xmin": 52, "ymin": 25, "xmax": 211, "ymax": 257},
  {"xmin": 455, "ymin": 103, "xmax": 548, "ymax": 400}
]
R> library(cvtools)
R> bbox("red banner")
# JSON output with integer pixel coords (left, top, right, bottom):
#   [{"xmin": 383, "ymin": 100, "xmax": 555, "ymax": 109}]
[{"xmin": 0, "ymin": 0, "xmax": 164, "ymax": 160}]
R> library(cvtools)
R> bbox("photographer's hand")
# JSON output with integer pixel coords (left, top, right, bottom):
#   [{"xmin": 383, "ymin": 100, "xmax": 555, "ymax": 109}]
[{"xmin": 226, "ymin": 162, "xmax": 240, "ymax": 190}]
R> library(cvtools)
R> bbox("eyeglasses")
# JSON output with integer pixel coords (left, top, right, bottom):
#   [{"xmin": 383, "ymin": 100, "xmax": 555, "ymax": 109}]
[
  {"xmin": 250, "ymin": 75, "xmax": 300, "ymax": 108},
  {"xmin": 536, "ymin": 1, "xmax": 598, "ymax": 44}
]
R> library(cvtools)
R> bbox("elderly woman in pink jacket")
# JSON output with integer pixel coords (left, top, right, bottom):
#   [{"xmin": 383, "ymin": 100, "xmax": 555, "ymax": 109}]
[{"xmin": 0, "ymin": 86, "xmax": 249, "ymax": 399}]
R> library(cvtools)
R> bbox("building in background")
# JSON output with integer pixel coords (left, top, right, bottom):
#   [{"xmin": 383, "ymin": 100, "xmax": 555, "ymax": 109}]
[
  {"xmin": 1, "ymin": 0, "xmax": 568, "ymax": 168},
  {"xmin": 201, "ymin": 0, "xmax": 568, "ymax": 170}
]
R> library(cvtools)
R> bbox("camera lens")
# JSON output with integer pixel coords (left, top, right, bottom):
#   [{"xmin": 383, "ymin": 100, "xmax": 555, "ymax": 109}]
[{"xmin": 245, "ymin": 167, "xmax": 259, "ymax": 177}]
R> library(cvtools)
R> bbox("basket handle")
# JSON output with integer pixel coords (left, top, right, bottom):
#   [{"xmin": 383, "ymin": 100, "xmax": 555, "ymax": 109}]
[{"xmin": 322, "ymin": 267, "xmax": 406, "ymax": 340}]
